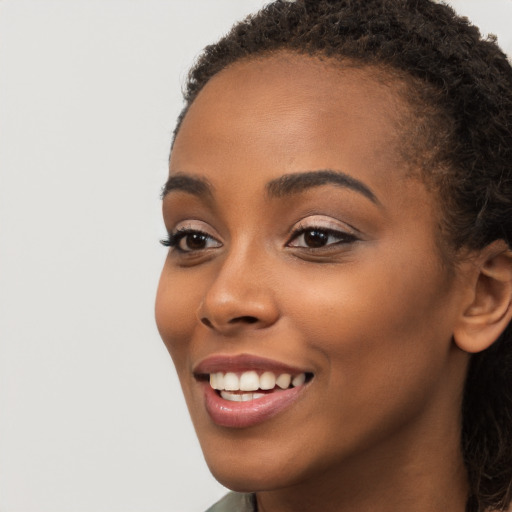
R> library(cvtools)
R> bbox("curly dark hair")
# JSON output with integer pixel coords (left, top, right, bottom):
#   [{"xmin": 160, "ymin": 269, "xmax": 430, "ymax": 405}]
[{"xmin": 172, "ymin": 1, "xmax": 512, "ymax": 510}]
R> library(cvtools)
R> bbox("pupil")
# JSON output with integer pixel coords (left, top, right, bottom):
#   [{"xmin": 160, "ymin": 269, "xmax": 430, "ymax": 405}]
[
  {"xmin": 187, "ymin": 233, "xmax": 207, "ymax": 250},
  {"xmin": 304, "ymin": 230, "xmax": 328, "ymax": 248}
]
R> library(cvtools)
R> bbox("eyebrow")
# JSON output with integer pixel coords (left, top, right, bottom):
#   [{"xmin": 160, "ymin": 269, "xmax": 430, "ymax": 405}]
[
  {"xmin": 161, "ymin": 169, "xmax": 380, "ymax": 206},
  {"xmin": 161, "ymin": 174, "xmax": 213, "ymax": 199},
  {"xmin": 266, "ymin": 170, "xmax": 380, "ymax": 205}
]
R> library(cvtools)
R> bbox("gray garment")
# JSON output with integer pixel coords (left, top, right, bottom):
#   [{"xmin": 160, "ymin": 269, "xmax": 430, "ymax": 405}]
[{"xmin": 205, "ymin": 492, "xmax": 256, "ymax": 512}]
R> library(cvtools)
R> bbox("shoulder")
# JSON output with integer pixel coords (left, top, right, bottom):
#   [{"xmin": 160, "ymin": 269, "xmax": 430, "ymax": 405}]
[{"xmin": 205, "ymin": 492, "xmax": 256, "ymax": 512}]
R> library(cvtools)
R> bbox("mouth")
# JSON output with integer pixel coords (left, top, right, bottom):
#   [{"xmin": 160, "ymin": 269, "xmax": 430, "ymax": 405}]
[
  {"xmin": 193, "ymin": 355, "xmax": 314, "ymax": 428},
  {"xmin": 198, "ymin": 370, "xmax": 313, "ymax": 402}
]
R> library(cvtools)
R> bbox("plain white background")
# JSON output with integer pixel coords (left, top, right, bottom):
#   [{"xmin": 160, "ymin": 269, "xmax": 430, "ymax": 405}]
[{"xmin": 1, "ymin": 1, "xmax": 511, "ymax": 511}]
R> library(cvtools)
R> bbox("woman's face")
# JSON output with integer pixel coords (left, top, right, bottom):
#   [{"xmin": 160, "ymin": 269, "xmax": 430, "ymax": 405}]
[{"xmin": 156, "ymin": 55, "xmax": 470, "ymax": 492}]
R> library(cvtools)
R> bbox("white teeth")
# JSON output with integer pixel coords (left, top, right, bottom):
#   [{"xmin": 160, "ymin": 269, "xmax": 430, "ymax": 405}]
[
  {"xmin": 276, "ymin": 373, "xmax": 291, "ymax": 389},
  {"xmin": 239, "ymin": 371, "xmax": 260, "ymax": 391},
  {"xmin": 260, "ymin": 371, "xmax": 276, "ymax": 390},
  {"xmin": 224, "ymin": 372, "xmax": 240, "ymax": 391},
  {"xmin": 210, "ymin": 370, "xmax": 309, "ymax": 393},
  {"xmin": 292, "ymin": 373, "xmax": 306, "ymax": 387},
  {"xmin": 214, "ymin": 372, "xmax": 224, "ymax": 390},
  {"xmin": 220, "ymin": 391, "xmax": 243, "ymax": 402},
  {"xmin": 209, "ymin": 372, "xmax": 225, "ymax": 390},
  {"xmin": 220, "ymin": 391, "xmax": 266, "ymax": 402}
]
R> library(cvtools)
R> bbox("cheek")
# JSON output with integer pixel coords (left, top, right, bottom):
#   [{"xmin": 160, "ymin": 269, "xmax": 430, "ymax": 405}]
[
  {"xmin": 155, "ymin": 266, "xmax": 202, "ymax": 367},
  {"xmin": 286, "ymin": 258, "xmax": 437, "ymax": 338},
  {"xmin": 283, "ymin": 254, "xmax": 455, "ymax": 400},
  {"xmin": 269, "ymin": 265, "xmax": 456, "ymax": 461}
]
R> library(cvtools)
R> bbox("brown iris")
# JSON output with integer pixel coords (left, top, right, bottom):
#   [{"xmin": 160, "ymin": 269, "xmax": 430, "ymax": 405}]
[
  {"xmin": 184, "ymin": 233, "xmax": 209, "ymax": 250},
  {"xmin": 303, "ymin": 230, "xmax": 329, "ymax": 248}
]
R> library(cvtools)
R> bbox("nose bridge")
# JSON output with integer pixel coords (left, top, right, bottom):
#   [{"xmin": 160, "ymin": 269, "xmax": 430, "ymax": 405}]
[{"xmin": 198, "ymin": 237, "xmax": 279, "ymax": 333}]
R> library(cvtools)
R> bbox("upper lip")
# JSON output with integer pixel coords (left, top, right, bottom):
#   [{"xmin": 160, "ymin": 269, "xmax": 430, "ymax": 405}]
[{"xmin": 193, "ymin": 353, "xmax": 312, "ymax": 376}]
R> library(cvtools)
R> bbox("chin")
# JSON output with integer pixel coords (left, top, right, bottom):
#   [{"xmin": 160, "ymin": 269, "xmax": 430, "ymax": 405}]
[
  {"xmin": 206, "ymin": 460, "xmax": 292, "ymax": 493},
  {"xmin": 199, "ymin": 432, "xmax": 307, "ymax": 493}
]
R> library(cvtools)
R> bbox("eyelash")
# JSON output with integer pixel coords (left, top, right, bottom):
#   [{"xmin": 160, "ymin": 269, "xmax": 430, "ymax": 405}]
[
  {"xmin": 160, "ymin": 228, "xmax": 220, "ymax": 252},
  {"xmin": 286, "ymin": 225, "xmax": 358, "ymax": 249}
]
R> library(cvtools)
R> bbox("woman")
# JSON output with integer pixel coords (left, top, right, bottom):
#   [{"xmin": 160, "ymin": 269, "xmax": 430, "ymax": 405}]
[{"xmin": 155, "ymin": 0, "xmax": 512, "ymax": 511}]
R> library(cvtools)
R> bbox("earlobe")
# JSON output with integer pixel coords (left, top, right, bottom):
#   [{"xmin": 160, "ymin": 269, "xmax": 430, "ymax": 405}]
[{"xmin": 453, "ymin": 240, "xmax": 512, "ymax": 354}]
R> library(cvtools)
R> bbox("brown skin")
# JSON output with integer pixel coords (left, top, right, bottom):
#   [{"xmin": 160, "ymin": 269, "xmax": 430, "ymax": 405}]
[{"xmin": 155, "ymin": 54, "xmax": 507, "ymax": 512}]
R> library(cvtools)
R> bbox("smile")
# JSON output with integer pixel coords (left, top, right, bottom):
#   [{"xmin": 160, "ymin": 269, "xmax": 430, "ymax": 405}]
[
  {"xmin": 194, "ymin": 355, "xmax": 314, "ymax": 428},
  {"xmin": 210, "ymin": 370, "xmax": 307, "ymax": 402}
]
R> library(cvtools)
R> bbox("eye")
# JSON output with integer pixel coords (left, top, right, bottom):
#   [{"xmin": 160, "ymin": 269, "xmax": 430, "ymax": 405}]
[
  {"xmin": 287, "ymin": 226, "xmax": 358, "ymax": 249},
  {"xmin": 161, "ymin": 228, "xmax": 222, "ymax": 253}
]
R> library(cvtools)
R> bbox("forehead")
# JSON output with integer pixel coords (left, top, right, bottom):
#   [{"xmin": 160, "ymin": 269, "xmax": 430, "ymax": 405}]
[{"xmin": 171, "ymin": 53, "xmax": 410, "ymax": 179}]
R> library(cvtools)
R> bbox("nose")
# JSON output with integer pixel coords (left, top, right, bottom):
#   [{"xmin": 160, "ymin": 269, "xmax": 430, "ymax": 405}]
[{"xmin": 197, "ymin": 248, "xmax": 280, "ymax": 336}]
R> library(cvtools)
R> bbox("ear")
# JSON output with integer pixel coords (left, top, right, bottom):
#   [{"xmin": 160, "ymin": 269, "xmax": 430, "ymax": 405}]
[{"xmin": 453, "ymin": 240, "xmax": 512, "ymax": 354}]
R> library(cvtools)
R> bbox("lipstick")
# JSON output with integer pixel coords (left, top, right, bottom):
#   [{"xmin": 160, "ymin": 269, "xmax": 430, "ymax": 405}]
[{"xmin": 194, "ymin": 354, "xmax": 312, "ymax": 428}]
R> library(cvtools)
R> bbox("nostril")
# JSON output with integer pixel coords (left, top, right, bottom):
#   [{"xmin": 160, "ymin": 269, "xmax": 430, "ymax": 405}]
[
  {"xmin": 229, "ymin": 315, "xmax": 259, "ymax": 324},
  {"xmin": 201, "ymin": 317, "xmax": 214, "ymax": 328},
  {"xmin": 199, "ymin": 315, "xmax": 261, "ymax": 330}
]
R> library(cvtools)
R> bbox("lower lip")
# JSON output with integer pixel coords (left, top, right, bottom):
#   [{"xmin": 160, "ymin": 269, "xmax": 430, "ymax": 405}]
[{"xmin": 202, "ymin": 382, "xmax": 307, "ymax": 428}]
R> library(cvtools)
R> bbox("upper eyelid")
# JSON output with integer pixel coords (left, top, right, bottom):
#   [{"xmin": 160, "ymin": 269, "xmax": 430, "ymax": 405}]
[
  {"xmin": 290, "ymin": 216, "xmax": 360, "ymax": 236},
  {"xmin": 170, "ymin": 219, "xmax": 220, "ymax": 236},
  {"xmin": 169, "ymin": 227, "xmax": 222, "ymax": 245},
  {"xmin": 288, "ymin": 226, "xmax": 358, "ymax": 242},
  {"xmin": 166, "ymin": 215, "xmax": 361, "ymax": 240}
]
